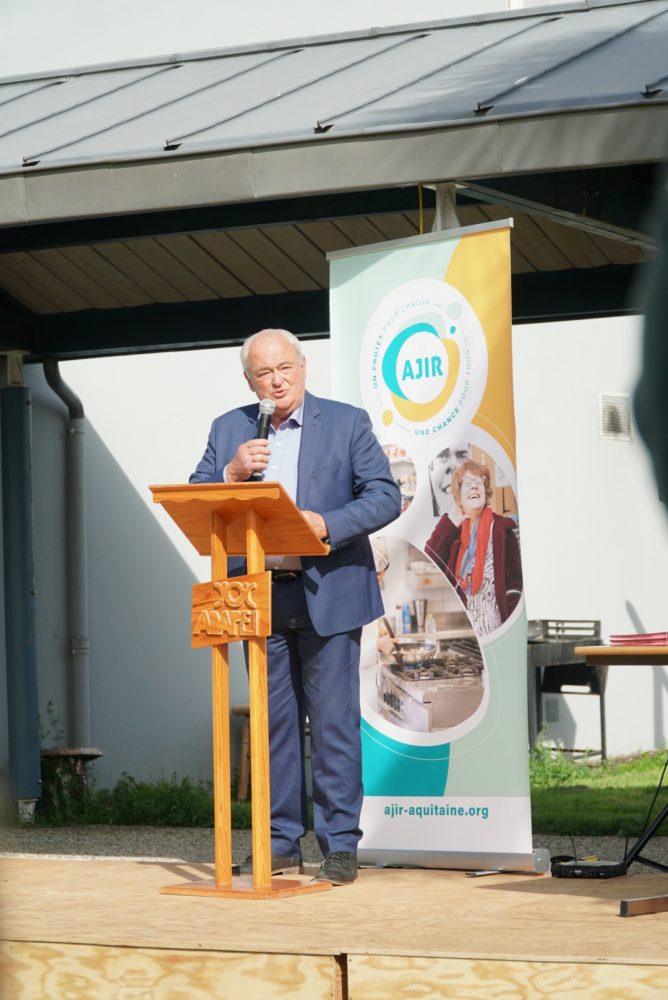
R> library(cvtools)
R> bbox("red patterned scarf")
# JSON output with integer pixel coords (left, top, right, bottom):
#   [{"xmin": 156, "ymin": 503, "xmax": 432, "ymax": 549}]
[{"xmin": 455, "ymin": 505, "xmax": 494, "ymax": 595}]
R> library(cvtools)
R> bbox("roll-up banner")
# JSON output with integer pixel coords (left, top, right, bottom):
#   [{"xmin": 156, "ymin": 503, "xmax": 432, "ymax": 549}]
[{"xmin": 329, "ymin": 221, "xmax": 540, "ymax": 872}]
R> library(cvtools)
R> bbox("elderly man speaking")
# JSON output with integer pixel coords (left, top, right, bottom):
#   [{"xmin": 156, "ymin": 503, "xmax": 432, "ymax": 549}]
[{"xmin": 190, "ymin": 329, "xmax": 401, "ymax": 884}]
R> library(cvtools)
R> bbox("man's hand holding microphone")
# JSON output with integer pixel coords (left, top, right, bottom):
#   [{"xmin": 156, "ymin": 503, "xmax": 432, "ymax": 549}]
[
  {"xmin": 224, "ymin": 397, "xmax": 329, "ymax": 540},
  {"xmin": 225, "ymin": 399, "xmax": 275, "ymax": 483}
]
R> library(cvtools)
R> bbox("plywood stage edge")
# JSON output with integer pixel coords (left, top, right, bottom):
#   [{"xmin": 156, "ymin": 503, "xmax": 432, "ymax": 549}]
[{"xmin": 1, "ymin": 856, "xmax": 667, "ymax": 999}]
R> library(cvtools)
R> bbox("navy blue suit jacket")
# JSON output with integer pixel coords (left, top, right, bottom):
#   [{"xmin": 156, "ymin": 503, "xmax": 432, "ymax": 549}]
[{"xmin": 190, "ymin": 391, "xmax": 401, "ymax": 636}]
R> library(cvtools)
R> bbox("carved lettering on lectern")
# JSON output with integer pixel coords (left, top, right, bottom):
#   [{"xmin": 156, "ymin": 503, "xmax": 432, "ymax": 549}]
[
  {"xmin": 195, "ymin": 606, "xmax": 258, "ymax": 637},
  {"xmin": 191, "ymin": 571, "xmax": 271, "ymax": 648}
]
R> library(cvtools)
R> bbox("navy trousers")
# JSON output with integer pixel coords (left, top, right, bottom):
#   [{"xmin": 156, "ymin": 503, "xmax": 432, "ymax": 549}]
[{"xmin": 267, "ymin": 576, "xmax": 363, "ymax": 857}]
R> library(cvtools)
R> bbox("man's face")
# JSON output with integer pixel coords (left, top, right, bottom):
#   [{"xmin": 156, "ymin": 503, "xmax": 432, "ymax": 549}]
[
  {"xmin": 429, "ymin": 444, "xmax": 469, "ymax": 509},
  {"xmin": 244, "ymin": 332, "xmax": 307, "ymax": 423}
]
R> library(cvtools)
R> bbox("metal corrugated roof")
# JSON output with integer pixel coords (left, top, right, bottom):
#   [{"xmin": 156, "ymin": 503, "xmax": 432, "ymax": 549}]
[
  {"xmin": 0, "ymin": 0, "xmax": 666, "ymax": 228},
  {"xmin": 0, "ymin": 0, "xmax": 663, "ymax": 355}
]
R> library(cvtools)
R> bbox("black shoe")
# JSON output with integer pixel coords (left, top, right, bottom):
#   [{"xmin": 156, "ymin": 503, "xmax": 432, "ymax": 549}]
[
  {"xmin": 313, "ymin": 851, "xmax": 358, "ymax": 884},
  {"xmin": 232, "ymin": 852, "xmax": 303, "ymax": 876}
]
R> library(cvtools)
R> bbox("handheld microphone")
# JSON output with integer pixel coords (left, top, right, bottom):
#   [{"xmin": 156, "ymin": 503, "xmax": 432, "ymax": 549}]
[
  {"xmin": 249, "ymin": 398, "xmax": 275, "ymax": 481},
  {"xmin": 256, "ymin": 398, "xmax": 275, "ymax": 439}
]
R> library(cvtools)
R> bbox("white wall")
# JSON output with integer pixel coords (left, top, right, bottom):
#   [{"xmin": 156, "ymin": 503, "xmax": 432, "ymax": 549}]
[
  {"xmin": 4, "ymin": 313, "xmax": 666, "ymax": 794},
  {"xmin": 4, "ymin": 314, "xmax": 662, "ymax": 795},
  {"xmin": 513, "ymin": 316, "xmax": 668, "ymax": 755},
  {"xmin": 16, "ymin": 342, "xmax": 334, "ymax": 789}
]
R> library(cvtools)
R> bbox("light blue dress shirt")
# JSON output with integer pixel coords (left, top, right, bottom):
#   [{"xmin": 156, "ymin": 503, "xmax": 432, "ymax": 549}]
[
  {"xmin": 264, "ymin": 399, "xmax": 303, "ymax": 501},
  {"xmin": 240, "ymin": 399, "xmax": 303, "ymax": 569},
  {"xmin": 222, "ymin": 399, "xmax": 303, "ymax": 494},
  {"xmin": 264, "ymin": 400, "xmax": 303, "ymax": 568},
  {"xmin": 222, "ymin": 399, "xmax": 304, "ymax": 567}
]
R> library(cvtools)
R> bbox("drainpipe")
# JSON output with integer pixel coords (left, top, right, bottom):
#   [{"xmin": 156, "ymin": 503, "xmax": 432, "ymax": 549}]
[
  {"xmin": 1, "ymin": 352, "xmax": 41, "ymax": 818},
  {"xmin": 43, "ymin": 360, "xmax": 91, "ymax": 748}
]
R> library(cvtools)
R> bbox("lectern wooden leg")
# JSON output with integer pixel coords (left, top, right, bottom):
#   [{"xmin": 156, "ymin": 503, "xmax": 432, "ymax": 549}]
[
  {"xmin": 212, "ymin": 643, "xmax": 232, "ymax": 884},
  {"xmin": 247, "ymin": 634, "xmax": 271, "ymax": 886}
]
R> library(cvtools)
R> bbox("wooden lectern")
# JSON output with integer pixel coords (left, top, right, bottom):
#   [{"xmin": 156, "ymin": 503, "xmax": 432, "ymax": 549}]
[{"xmin": 150, "ymin": 481, "xmax": 332, "ymax": 899}]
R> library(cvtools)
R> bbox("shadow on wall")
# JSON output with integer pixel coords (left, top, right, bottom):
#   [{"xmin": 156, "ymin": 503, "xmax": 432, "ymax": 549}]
[
  {"xmin": 539, "ymin": 697, "xmax": 603, "ymax": 758},
  {"xmin": 76, "ymin": 423, "xmax": 248, "ymax": 790},
  {"xmin": 625, "ymin": 600, "xmax": 667, "ymax": 754}
]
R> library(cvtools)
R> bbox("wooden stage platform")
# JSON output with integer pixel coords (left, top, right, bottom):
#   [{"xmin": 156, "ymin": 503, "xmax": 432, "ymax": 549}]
[{"xmin": 1, "ymin": 855, "xmax": 668, "ymax": 998}]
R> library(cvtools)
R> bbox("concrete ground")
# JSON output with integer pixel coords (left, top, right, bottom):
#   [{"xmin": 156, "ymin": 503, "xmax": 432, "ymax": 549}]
[{"xmin": 2, "ymin": 825, "xmax": 667, "ymax": 875}]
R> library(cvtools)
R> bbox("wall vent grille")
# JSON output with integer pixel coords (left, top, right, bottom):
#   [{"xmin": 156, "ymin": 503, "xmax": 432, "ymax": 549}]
[{"xmin": 599, "ymin": 393, "xmax": 633, "ymax": 441}]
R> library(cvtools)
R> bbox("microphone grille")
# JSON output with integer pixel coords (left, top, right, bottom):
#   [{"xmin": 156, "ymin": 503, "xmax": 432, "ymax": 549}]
[{"xmin": 259, "ymin": 399, "xmax": 276, "ymax": 415}]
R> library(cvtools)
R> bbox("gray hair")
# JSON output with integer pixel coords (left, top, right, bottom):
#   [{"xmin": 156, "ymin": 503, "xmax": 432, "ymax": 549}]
[{"xmin": 240, "ymin": 328, "xmax": 304, "ymax": 375}]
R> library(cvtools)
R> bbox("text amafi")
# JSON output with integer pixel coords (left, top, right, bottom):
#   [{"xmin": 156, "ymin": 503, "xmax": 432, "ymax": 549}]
[{"xmin": 191, "ymin": 572, "xmax": 271, "ymax": 647}]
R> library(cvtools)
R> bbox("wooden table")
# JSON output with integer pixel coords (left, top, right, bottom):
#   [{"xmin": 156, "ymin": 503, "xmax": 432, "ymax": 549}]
[
  {"xmin": 572, "ymin": 642, "xmax": 668, "ymax": 764},
  {"xmin": 574, "ymin": 645, "xmax": 668, "ymax": 668},
  {"xmin": 574, "ymin": 645, "xmax": 668, "ymax": 916}
]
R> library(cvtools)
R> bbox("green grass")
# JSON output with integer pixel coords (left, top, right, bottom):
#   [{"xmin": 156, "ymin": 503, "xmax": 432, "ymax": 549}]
[
  {"xmin": 4, "ymin": 746, "xmax": 667, "ymax": 838},
  {"xmin": 529, "ymin": 744, "xmax": 668, "ymax": 836}
]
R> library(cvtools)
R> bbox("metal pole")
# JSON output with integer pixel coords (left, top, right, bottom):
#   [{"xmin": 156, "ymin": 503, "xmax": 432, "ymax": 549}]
[
  {"xmin": 1, "ymin": 374, "xmax": 41, "ymax": 814},
  {"xmin": 432, "ymin": 182, "xmax": 460, "ymax": 232}
]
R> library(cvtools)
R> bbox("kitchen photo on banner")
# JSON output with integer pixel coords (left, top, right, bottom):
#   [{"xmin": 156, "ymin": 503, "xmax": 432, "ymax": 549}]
[{"xmin": 329, "ymin": 221, "xmax": 538, "ymax": 872}]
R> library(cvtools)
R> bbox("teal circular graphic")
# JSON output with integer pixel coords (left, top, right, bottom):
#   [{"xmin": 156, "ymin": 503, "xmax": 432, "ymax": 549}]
[
  {"xmin": 381, "ymin": 322, "xmax": 441, "ymax": 401},
  {"xmin": 360, "ymin": 278, "xmax": 488, "ymax": 439}
]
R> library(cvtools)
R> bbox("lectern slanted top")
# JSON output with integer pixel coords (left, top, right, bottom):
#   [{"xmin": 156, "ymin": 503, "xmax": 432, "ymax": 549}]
[{"xmin": 151, "ymin": 481, "xmax": 330, "ymax": 557}]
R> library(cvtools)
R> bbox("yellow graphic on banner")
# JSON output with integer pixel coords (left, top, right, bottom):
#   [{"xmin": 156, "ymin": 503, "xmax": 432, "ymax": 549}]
[{"xmin": 444, "ymin": 228, "xmax": 515, "ymax": 464}]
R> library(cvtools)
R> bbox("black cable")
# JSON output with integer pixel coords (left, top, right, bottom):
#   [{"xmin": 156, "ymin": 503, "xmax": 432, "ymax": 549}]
[{"xmin": 638, "ymin": 754, "xmax": 668, "ymax": 836}]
